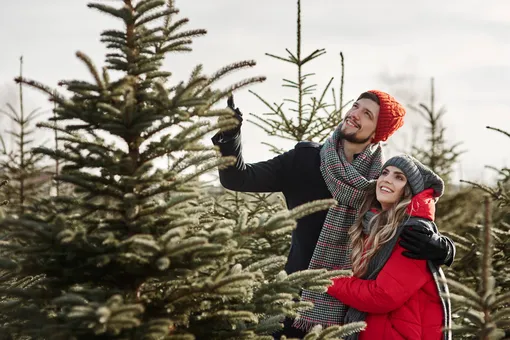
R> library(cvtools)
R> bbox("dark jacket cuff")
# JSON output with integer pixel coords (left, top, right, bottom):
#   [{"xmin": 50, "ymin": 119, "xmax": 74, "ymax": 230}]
[
  {"xmin": 212, "ymin": 131, "xmax": 240, "ymax": 146},
  {"xmin": 443, "ymin": 236, "xmax": 456, "ymax": 267}
]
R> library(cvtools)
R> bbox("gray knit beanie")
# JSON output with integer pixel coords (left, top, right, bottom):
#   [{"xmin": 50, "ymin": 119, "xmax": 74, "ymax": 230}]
[{"xmin": 382, "ymin": 154, "xmax": 444, "ymax": 198}]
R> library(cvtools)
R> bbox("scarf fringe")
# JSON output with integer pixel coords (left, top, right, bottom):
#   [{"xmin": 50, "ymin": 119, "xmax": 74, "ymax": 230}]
[
  {"xmin": 292, "ymin": 316, "xmax": 341, "ymax": 333},
  {"xmin": 291, "ymin": 317, "xmax": 317, "ymax": 332}
]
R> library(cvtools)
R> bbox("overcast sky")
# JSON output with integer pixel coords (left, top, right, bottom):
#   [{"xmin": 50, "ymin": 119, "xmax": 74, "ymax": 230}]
[{"xmin": 1, "ymin": 0, "xmax": 509, "ymax": 185}]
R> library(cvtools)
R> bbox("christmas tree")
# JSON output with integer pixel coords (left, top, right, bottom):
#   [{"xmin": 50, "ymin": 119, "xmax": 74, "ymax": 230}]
[
  {"xmin": 0, "ymin": 56, "xmax": 53, "ymax": 217},
  {"xmin": 0, "ymin": 180, "xmax": 7, "ymax": 213},
  {"xmin": 0, "ymin": 1, "xmax": 359, "ymax": 339},
  {"xmin": 401, "ymin": 77, "xmax": 483, "ymax": 234},
  {"xmin": 410, "ymin": 77, "xmax": 464, "ymax": 185},
  {"xmin": 440, "ymin": 126, "xmax": 510, "ymax": 339},
  {"xmin": 443, "ymin": 196, "xmax": 509, "ymax": 339},
  {"xmin": 206, "ymin": 1, "xmax": 372, "ymax": 337},
  {"xmin": 248, "ymin": 0, "xmax": 349, "ymax": 153},
  {"xmin": 399, "ymin": 78, "xmax": 510, "ymax": 337},
  {"xmin": 209, "ymin": 0, "xmax": 353, "ymax": 272}
]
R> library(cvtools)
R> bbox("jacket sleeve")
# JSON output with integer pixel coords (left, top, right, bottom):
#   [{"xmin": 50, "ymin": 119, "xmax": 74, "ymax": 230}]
[
  {"xmin": 211, "ymin": 131, "xmax": 295, "ymax": 193},
  {"xmin": 430, "ymin": 221, "xmax": 456, "ymax": 267},
  {"xmin": 442, "ymin": 236, "xmax": 456, "ymax": 267},
  {"xmin": 327, "ymin": 243, "xmax": 431, "ymax": 314}
]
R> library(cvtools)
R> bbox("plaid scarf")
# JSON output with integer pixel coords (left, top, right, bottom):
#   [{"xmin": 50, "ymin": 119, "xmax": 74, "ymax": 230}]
[{"xmin": 293, "ymin": 126, "xmax": 383, "ymax": 331}]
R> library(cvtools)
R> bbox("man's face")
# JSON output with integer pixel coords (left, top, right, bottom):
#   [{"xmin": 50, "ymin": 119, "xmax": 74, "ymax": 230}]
[{"xmin": 340, "ymin": 98, "xmax": 380, "ymax": 144}]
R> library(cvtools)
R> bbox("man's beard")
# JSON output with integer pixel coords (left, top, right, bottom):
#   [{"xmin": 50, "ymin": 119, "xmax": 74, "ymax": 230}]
[{"xmin": 338, "ymin": 128, "xmax": 373, "ymax": 144}]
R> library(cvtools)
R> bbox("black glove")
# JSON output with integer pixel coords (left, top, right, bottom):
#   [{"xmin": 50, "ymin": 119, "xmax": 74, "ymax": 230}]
[
  {"xmin": 399, "ymin": 224, "xmax": 451, "ymax": 265},
  {"xmin": 221, "ymin": 94, "xmax": 243, "ymax": 138}
]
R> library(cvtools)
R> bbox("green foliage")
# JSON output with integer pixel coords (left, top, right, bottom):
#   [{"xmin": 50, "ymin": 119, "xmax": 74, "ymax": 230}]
[
  {"xmin": 410, "ymin": 78, "xmax": 464, "ymax": 185},
  {"xmin": 248, "ymin": 0, "xmax": 350, "ymax": 153},
  {"xmin": 0, "ymin": 1, "xmax": 362, "ymax": 339},
  {"xmin": 0, "ymin": 1, "xmax": 343, "ymax": 339},
  {"xmin": 440, "ymin": 127, "xmax": 510, "ymax": 339},
  {"xmin": 211, "ymin": 189, "xmax": 286, "ymax": 221},
  {"xmin": 0, "ymin": 180, "xmax": 8, "ymax": 206},
  {"xmin": 0, "ymin": 1, "xmax": 366, "ymax": 339},
  {"xmin": 0, "ymin": 56, "xmax": 52, "ymax": 217},
  {"xmin": 442, "ymin": 197, "xmax": 509, "ymax": 339},
  {"xmin": 462, "ymin": 127, "xmax": 510, "ymax": 208},
  {"xmin": 226, "ymin": 195, "xmax": 336, "ymax": 266},
  {"xmin": 435, "ymin": 187, "xmax": 482, "ymax": 234},
  {"xmin": 209, "ymin": 189, "xmax": 292, "ymax": 260},
  {"xmin": 0, "ymin": 180, "xmax": 8, "ymax": 219}
]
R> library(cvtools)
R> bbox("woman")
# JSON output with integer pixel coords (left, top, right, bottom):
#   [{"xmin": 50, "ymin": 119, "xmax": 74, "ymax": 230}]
[{"xmin": 327, "ymin": 155, "xmax": 452, "ymax": 340}]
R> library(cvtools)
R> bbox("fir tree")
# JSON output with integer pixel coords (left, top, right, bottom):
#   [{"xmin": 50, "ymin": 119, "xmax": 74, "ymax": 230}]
[
  {"xmin": 441, "ymin": 127, "xmax": 510, "ymax": 339},
  {"xmin": 207, "ymin": 2, "xmax": 370, "ymax": 337},
  {"xmin": 248, "ymin": 0, "xmax": 349, "ymax": 153},
  {"xmin": 51, "ymin": 101, "xmax": 66, "ymax": 197},
  {"xmin": 212, "ymin": 190, "xmax": 285, "ymax": 222},
  {"xmin": 462, "ymin": 127, "xmax": 510, "ymax": 207},
  {"xmin": 209, "ymin": 0, "xmax": 353, "ymax": 263},
  {"xmin": 0, "ymin": 1, "xmax": 359, "ymax": 339},
  {"xmin": 0, "ymin": 180, "xmax": 8, "ymax": 217},
  {"xmin": 410, "ymin": 77, "xmax": 464, "ymax": 185},
  {"xmin": 443, "ymin": 196, "xmax": 509, "ymax": 339},
  {"xmin": 406, "ymin": 77, "xmax": 474, "ymax": 238},
  {"xmin": 0, "ymin": 56, "xmax": 52, "ymax": 217},
  {"xmin": 209, "ymin": 0, "xmax": 350, "ymax": 290}
]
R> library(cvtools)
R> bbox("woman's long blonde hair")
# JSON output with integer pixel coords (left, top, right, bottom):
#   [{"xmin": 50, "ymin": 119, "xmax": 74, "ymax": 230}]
[{"xmin": 349, "ymin": 184, "xmax": 413, "ymax": 277}]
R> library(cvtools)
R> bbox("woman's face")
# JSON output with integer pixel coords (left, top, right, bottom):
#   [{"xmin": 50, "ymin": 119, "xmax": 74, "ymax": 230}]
[{"xmin": 376, "ymin": 166, "xmax": 408, "ymax": 210}]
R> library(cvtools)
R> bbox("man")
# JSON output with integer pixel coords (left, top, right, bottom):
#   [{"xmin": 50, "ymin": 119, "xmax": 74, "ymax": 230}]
[{"xmin": 212, "ymin": 90, "xmax": 455, "ymax": 338}]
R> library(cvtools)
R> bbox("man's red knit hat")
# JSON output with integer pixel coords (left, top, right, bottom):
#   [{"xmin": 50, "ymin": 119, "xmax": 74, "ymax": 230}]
[{"xmin": 367, "ymin": 90, "xmax": 406, "ymax": 143}]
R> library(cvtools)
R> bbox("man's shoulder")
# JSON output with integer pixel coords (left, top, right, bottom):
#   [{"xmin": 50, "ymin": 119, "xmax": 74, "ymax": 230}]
[
  {"xmin": 290, "ymin": 141, "xmax": 323, "ymax": 174},
  {"xmin": 294, "ymin": 141, "xmax": 322, "ymax": 150}
]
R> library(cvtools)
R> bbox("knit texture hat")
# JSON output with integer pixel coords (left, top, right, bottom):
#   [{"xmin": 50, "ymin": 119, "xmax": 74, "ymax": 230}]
[
  {"xmin": 368, "ymin": 90, "xmax": 406, "ymax": 143},
  {"xmin": 382, "ymin": 154, "xmax": 444, "ymax": 198}
]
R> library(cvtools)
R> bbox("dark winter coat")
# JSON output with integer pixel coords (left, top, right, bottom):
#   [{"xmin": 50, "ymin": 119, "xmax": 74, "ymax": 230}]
[{"xmin": 211, "ymin": 132, "xmax": 454, "ymax": 275}]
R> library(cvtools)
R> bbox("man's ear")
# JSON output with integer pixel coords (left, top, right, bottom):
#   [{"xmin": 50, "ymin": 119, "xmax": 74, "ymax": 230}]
[{"xmin": 370, "ymin": 131, "xmax": 376, "ymax": 142}]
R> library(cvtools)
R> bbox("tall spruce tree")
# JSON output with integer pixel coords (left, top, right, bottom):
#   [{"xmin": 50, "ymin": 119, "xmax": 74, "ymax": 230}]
[
  {"xmin": 0, "ymin": 1, "xmax": 363, "ymax": 339},
  {"xmin": 0, "ymin": 180, "xmax": 7, "ymax": 217},
  {"xmin": 443, "ymin": 196, "xmax": 509, "ymax": 339},
  {"xmin": 210, "ymin": 0, "xmax": 351, "ymax": 267},
  {"xmin": 410, "ymin": 78, "xmax": 464, "ymax": 185},
  {"xmin": 405, "ymin": 77, "xmax": 476, "ymax": 237},
  {"xmin": 0, "ymin": 56, "xmax": 52, "ymax": 217},
  {"xmin": 51, "ymin": 101, "xmax": 68, "ymax": 197},
  {"xmin": 207, "ymin": 1, "xmax": 372, "ymax": 337},
  {"xmin": 440, "ymin": 126, "xmax": 510, "ymax": 339},
  {"xmin": 462, "ymin": 127, "xmax": 510, "ymax": 208},
  {"xmin": 248, "ymin": 0, "xmax": 349, "ymax": 153}
]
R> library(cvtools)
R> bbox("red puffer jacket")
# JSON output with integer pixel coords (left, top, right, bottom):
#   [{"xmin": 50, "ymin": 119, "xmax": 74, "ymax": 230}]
[{"xmin": 327, "ymin": 189, "xmax": 445, "ymax": 340}]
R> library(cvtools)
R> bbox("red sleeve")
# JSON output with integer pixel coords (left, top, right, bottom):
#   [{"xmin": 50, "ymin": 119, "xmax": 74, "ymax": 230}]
[{"xmin": 327, "ymin": 243, "xmax": 431, "ymax": 313}]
